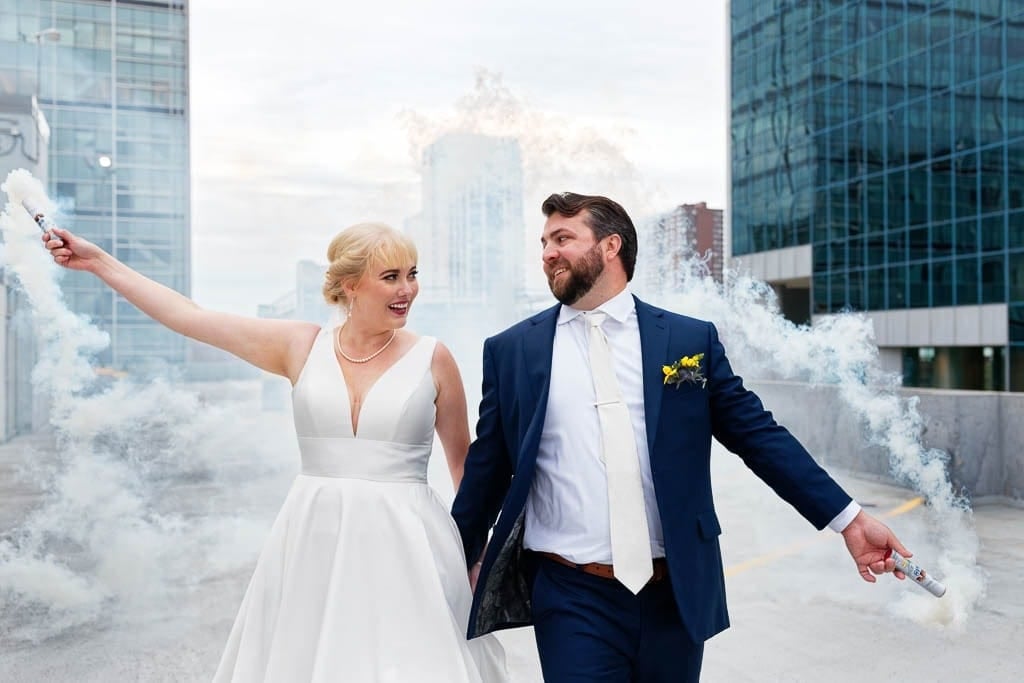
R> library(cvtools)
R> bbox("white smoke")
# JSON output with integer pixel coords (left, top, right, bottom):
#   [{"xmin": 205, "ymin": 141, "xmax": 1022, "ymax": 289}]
[
  {"xmin": 642, "ymin": 243, "xmax": 985, "ymax": 629},
  {"xmin": 1, "ymin": 170, "xmax": 292, "ymax": 643},
  {"xmin": 400, "ymin": 69, "xmax": 665, "ymax": 224}
]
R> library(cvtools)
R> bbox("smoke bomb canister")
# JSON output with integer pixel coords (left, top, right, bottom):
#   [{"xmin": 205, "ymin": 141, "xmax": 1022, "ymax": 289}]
[
  {"xmin": 888, "ymin": 549, "xmax": 946, "ymax": 598},
  {"xmin": 22, "ymin": 199, "xmax": 63, "ymax": 245}
]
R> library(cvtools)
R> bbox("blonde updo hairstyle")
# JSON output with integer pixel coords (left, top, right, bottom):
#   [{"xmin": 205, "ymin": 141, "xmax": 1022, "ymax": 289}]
[{"xmin": 323, "ymin": 222, "xmax": 418, "ymax": 310}]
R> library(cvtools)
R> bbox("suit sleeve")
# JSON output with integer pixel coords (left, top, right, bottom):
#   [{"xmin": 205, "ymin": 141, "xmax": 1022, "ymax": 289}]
[
  {"xmin": 706, "ymin": 323, "xmax": 852, "ymax": 529},
  {"xmin": 451, "ymin": 338, "xmax": 514, "ymax": 568}
]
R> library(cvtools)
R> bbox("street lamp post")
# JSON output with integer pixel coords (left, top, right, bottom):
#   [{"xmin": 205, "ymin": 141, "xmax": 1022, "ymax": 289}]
[
  {"xmin": 95, "ymin": 154, "xmax": 118, "ymax": 368},
  {"xmin": 31, "ymin": 28, "xmax": 61, "ymax": 100},
  {"xmin": 86, "ymin": 151, "xmax": 118, "ymax": 368}
]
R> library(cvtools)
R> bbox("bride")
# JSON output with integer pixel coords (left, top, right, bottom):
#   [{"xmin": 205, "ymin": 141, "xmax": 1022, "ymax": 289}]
[{"xmin": 42, "ymin": 221, "xmax": 508, "ymax": 682}]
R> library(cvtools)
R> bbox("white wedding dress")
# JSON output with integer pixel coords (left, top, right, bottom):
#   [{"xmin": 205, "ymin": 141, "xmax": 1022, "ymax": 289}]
[{"xmin": 214, "ymin": 329, "xmax": 507, "ymax": 682}]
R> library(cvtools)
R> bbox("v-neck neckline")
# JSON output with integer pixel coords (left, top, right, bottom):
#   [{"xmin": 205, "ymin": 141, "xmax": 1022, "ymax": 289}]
[{"xmin": 332, "ymin": 330, "xmax": 424, "ymax": 438}]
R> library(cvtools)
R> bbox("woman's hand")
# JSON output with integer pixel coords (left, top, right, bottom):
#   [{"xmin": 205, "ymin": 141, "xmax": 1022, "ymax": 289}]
[{"xmin": 41, "ymin": 226, "xmax": 105, "ymax": 271}]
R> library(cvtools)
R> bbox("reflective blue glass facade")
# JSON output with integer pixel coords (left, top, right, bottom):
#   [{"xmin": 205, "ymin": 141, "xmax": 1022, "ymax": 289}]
[
  {"xmin": 0, "ymin": 1, "xmax": 190, "ymax": 370},
  {"xmin": 731, "ymin": 0, "xmax": 1024, "ymax": 389}
]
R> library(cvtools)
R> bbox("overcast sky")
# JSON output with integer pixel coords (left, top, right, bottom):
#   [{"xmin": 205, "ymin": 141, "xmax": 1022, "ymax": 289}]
[{"xmin": 189, "ymin": 1, "xmax": 728, "ymax": 314}]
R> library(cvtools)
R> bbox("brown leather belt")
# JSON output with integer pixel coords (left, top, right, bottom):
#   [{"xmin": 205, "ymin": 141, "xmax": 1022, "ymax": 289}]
[{"xmin": 539, "ymin": 552, "xmax": 669, "ymax": 584}]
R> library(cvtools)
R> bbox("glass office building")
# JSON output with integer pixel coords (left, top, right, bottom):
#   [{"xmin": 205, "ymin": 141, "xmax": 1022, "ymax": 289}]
[
  {"xmin": 731, "ymin": 1, "xmax": 1024, "ymax": 390},
  {"xmin": 0, "ymin": 0, "xmax": 190, "ymax": 371}
]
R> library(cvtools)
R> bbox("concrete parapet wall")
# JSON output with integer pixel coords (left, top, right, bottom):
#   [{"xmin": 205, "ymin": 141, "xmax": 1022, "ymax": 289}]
[{"xmin": 745, "ymin": 380, "xmax": 1024, "ymax": 503}]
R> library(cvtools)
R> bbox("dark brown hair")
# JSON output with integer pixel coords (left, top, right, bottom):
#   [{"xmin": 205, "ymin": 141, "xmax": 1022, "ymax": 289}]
[{"xmin": 541, "ymin": 192, "xmax": 638, "ymax": 281}]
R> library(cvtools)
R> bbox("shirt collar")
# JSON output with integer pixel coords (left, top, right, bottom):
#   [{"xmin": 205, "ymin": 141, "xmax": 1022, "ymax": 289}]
[{"xmin": 557, "ymin": 287, "xmax": 635, "ymax": 326}]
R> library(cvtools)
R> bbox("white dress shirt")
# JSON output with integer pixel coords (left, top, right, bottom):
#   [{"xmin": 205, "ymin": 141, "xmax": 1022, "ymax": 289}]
[
  {"xmin": 524, "ymin": 288, "xmax": 664, "ymax": 563},
  {"xmin": 522, "ymin": 287, "xmax": 861, "ymax": 563}
]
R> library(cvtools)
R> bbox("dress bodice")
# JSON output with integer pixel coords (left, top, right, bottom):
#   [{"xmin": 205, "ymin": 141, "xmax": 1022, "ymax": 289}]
[{"xmin": 291, "ymin": 329, "xmax": 437, "ymax": 483}]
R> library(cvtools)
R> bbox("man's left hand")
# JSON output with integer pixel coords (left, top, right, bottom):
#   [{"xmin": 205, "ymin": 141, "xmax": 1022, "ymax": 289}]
[
  {"xmin": 469, "ymin": 561, "xmax": 483, "ymax": 592},
  {"xmin": 840, "ymin": 510, "xmax": 910, "ymax": 582}
]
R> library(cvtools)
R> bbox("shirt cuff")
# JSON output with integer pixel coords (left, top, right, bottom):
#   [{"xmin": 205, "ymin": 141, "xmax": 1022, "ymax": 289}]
[{"xmin": 827, "ymin": 500, "xmax": 861, "ymax": 533}]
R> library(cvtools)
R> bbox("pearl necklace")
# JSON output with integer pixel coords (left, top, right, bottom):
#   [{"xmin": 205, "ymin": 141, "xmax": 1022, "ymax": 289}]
[{"xmin": 335, "ymin": 325, "xmax": 397, "ymax": 363}]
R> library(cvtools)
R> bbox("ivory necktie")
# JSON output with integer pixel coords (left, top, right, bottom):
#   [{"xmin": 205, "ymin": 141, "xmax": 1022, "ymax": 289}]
[{"xmin": 585, "ymin": 311, "xmax": 653, "ymax": 593}]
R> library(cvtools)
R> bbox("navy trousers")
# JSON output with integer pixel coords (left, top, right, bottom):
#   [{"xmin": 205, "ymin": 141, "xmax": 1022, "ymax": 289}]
[{"xmin": 530, "ymin": 555, "xmax": 704, "ymax": 682}]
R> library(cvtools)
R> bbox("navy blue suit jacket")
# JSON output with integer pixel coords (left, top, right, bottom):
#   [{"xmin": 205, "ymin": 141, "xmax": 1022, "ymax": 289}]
[{"xmin": 451, "ymin": 297, "xmax": 852, "ymax": 643}]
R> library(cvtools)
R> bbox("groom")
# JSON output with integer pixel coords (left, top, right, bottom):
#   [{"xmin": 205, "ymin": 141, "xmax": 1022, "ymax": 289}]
[{"xmin": 452, "ymin": 192, "xmax": 910, "ymax": 682}]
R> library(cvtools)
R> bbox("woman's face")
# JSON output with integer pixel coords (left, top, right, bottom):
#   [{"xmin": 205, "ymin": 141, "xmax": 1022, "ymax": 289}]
[{"xmin": 347, "ymin": 261, "xmax": 419, "ymax": 328}]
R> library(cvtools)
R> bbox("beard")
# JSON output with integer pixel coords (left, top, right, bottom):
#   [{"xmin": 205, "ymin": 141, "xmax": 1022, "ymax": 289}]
[{"xmin": 547, "ymin": 243, "xmax": 605, "ymax": 306}]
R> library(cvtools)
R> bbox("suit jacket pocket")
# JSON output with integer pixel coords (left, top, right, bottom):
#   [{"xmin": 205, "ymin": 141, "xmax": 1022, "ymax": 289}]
[
  {"xmin": 697, "ymin": 510, "xmax": 722, "ymax": 541},
  {"xmin": 662, "ymin": 382, "xmax": 710, "ymax": 423}
]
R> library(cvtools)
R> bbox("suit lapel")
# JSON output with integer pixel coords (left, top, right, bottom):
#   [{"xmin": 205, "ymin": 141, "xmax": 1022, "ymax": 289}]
[
  {"xmin": 520, "ymin": 304, "xmax": 559, "ymax": 412},
  {"xmin": 635, "ymin": 297, "xmax": 670, "ymax": 456}
]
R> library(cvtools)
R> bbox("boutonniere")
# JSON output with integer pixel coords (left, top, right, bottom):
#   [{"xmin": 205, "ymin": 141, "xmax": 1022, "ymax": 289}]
[{"xmin": 662, "ymin": 353, "xmax": 706, "ymax": 389}]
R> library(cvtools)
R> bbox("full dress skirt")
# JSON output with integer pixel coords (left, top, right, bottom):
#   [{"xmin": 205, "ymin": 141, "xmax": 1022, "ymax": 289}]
[{"xmin": 213, "ymin": 332, "xmax": 507, "ymax": 682}]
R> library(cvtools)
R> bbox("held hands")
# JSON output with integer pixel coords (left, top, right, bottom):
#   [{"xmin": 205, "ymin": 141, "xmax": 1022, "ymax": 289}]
[
  {"xmin": 469, "ymin": 561, "xmax": 482, "ymax": 592},
  {"xmin": 468, "ymin": 542, "xmax": 488, "ymax": 592},
  {"xmin": 841, "ymin": 510, "xmax": 910, "ymax": 582},
  {"xmin": 41, "ymin": 227, "xmax": 104, "ymax": 271}
]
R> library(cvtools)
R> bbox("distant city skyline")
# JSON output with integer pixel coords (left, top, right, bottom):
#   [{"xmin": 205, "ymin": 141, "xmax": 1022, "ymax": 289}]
[{"xmin": 187, "ymin": 1, "xmax": 728, "ymax": 315}]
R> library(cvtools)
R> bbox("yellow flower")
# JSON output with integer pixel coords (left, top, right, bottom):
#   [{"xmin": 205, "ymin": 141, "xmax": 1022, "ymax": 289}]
[{"xmin": 662, "ymin": 353, "xmax": 706, "ymax": 389}]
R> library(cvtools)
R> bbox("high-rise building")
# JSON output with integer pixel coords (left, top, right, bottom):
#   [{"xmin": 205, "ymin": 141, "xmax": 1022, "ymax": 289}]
[
  {"xmin": 730, "ymin": 1, "xmax": 1024, "ymax": 391},
  {"xmin": 402, "ymin": 132, "xmax": 526, "ymax": 363},
  {"xmin": 645, "ymin": 202, "xmax": 724, "ymax": 293},
  {"xmin": 0, "ymin": 1, "xmax": 191, "ymax": 372},
  {"xmin": 411, "ymin": 132, "xmax": 524, "ymax": 307}
]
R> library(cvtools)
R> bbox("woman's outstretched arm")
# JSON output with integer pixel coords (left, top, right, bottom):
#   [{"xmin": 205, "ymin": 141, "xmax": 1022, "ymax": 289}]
[{"xmin": 43, "ymin": 226, "xmax": 319, "ymax": 382}]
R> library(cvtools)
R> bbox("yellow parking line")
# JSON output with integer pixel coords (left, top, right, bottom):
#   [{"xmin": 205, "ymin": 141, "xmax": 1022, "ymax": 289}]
[
  {"xmin": 883, "ymin": 496, "xmax": 924, "ymax": 517},
  {"xmin": 724, "ymin": 496, "xmax": 924, "ymax": 578}
]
